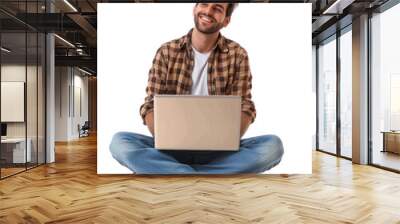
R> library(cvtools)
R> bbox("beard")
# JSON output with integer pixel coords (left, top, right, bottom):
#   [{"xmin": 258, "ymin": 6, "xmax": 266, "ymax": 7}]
[{"xmin": 194, "ymin": 13, "xmax": 224, "ymax": 34}]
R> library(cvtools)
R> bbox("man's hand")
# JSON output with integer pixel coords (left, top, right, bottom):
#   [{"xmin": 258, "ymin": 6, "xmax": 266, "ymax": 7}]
[
  {"xmin": 145, "ymin": 111, "xmax": 155, "ymax": 136},
  {"xmin": 240, "ymin": 112, "xmax": 252, "ymax": 138}
]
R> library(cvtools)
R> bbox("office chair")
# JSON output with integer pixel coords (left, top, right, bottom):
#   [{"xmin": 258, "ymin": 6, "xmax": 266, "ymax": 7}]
[{"xmin": 79, "ymin": 121, "xmax": 90, "ymax": 138}]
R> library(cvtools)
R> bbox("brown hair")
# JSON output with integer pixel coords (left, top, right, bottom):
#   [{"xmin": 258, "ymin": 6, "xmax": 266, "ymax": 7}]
[
  {"xmin": 226, "ymin": 3, "xmax": 238, "ymax": 17},
  {"xmin": 195, "ymin": 3, "xmax": 238, "ymax": 17}
]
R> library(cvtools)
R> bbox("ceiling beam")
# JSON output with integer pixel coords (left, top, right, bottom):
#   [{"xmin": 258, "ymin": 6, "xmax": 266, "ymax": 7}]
[
  {"xmin": 67, "ymin": 13, "xmax": 97, "ymax": 39},
  {"xmin": 312, "ymin": 15, "xmax": 335, "ymax": 33},
  {"xmin": 55, "ymin": 55, "xmax": 96, "ymax": 69},
  {"xmin": 322, "ymin": 0, "xmax": 356, "ymax": 14}
]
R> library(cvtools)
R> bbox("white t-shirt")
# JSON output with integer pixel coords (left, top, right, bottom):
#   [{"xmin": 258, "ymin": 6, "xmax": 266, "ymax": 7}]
[{"xmin": 191, "ymin": 47, "xmax": 211, "ymax": 96}]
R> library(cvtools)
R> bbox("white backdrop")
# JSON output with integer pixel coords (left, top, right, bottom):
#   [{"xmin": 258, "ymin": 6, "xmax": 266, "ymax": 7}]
[{"xmin": 98, "ymin": 3, "xmax": 312, "ymax": 174}]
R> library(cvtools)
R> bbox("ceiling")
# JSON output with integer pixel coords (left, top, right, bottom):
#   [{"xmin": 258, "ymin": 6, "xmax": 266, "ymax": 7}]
[{"xmin": 0, "ymin": 0, "xmax": 393, "ymax": 75}]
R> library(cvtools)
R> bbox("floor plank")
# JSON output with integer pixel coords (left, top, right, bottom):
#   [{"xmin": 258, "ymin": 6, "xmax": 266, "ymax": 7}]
[{"xmin": 1, "ymin": 134, "xmax": 400, "ymax": 223}]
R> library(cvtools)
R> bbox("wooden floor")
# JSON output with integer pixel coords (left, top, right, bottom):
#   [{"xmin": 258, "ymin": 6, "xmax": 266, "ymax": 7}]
[
  {"xmin": 1, "ymin": 163, "xmax": 44, "ymax": 178},
  {"xmin": 1, "ymin": 134, "xmax": 400, "ymax": 224},
  {"xmin": 1, "ymin": 167, "xmax": 26, "ymax": 178}
]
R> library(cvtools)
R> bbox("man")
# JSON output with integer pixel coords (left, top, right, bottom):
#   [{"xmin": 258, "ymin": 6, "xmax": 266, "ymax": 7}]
[{"xmin": 110, "ymin": 3, "xmax": 284, "ymax": 174}]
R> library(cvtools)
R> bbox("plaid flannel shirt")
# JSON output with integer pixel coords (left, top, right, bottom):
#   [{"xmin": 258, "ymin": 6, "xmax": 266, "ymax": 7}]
[{"xmin": 140, "ymin": 29, "xmax": 256, "ymax": 124}]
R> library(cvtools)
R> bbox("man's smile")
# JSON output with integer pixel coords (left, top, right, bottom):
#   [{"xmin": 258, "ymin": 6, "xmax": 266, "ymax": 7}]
[{"xmin": 199, "ymin": 14, "xmax": 215, "ymax": 24}]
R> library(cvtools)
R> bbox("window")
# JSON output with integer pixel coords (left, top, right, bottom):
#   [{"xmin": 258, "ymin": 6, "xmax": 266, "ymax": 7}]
[
  {"xmin": 318, "ymin": 36, "xmax": 337, "ymax": 154},
  {"xmin": 371, "ymin": 2, "xmax": 400, "ymax": 171},
  {"xmin": 339, "ymin": 28, "xmax": 352, "ymax": 158}
]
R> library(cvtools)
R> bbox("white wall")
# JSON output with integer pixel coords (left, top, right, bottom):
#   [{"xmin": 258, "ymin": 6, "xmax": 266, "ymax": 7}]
[
  {"xmin": 1, "ymin": 65, "xmax": 39, "ymax": 138},
  {"xmin": 55, "ymin": 66, "xmax": 69, "ymax": 141},
  {"xmin": 55, "ymin": 66, "xmax": 89, "ymax": 141},
  {"xmin": 72, "ymin": 71, "xmax": 89, "ymax": 138},
  {"xmin": 1, "ymin": 65, "xmax": 26, "ymax": 129},
  {"xmin": 1, "ymin": 64, "xmax": 46, "ymax": 163}
]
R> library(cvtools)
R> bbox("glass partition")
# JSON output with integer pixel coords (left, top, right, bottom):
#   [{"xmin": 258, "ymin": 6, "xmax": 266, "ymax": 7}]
[
  {"xmin": 0, "ymin": 1, "xmax": 46, "ymax": 179},
  {"xmin": 38, "ymin": 32, "xmax": 45, "ymax": 165},
  {"xmin": 0, "ymin": 31, "xmax": 28, "ymax": 177},
  {"xmin": 371, "ymin": 3, "xmax": 400, "ymax": 171},
  {"xmin": 27, "ymin": 31, "xmax": 38, "ymax": 169},
  {"xmin": 339, "ymin": 28, "xmax": 352, "ymax": 158},
  {"xmin": 317, "ymin": 35, "xmax": 337, "ymax": 155}
]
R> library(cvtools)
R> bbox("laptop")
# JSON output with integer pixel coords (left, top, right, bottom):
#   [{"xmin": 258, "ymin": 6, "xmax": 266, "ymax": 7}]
[{"xmin": 154, "ymin": 95, "xmax": 241, "ymax": 151}]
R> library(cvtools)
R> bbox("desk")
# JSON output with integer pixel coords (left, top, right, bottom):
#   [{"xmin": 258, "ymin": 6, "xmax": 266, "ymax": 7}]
[
  {"xmin": 381, "ymin": 131, "xmax": 400, "ymax": 154},
  {"xmin": 1, "ymin": 138, "xmax": 31, "ymax": 163}
]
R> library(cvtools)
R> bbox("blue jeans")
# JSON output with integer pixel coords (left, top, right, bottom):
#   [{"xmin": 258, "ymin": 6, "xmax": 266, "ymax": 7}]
[{"xmin": 110, "ymin": 132, "xmax": 284, "ymax": 174}]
